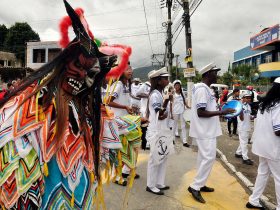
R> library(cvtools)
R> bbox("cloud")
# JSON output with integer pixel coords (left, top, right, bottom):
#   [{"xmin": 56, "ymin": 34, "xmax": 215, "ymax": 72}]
[{"xmin": 0, "ymin": 0, "xmax": 279, "ymax": 73}]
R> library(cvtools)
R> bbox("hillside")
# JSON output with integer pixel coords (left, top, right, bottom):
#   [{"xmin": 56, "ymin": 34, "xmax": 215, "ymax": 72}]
[{"xmin": 132, "ymin": 65, "xmax": 160, "ymax": 81}]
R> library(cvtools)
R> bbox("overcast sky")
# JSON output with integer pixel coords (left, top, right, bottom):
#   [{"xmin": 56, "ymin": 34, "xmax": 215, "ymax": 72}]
[{"xmin": 0, "ymin": 0, "xmax": 279, "ymax": 72}]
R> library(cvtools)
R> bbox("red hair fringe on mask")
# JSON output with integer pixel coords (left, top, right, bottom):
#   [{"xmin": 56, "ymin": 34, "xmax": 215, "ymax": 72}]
[{"xmin": 59, "ymin": 8, "xmax": 94, "ymax": 48}]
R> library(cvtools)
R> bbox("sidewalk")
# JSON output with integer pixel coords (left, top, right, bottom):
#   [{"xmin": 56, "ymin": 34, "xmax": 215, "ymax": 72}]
[{"xmin": 103, "ymin": 140, "xmax": 250, "ymax": 210}]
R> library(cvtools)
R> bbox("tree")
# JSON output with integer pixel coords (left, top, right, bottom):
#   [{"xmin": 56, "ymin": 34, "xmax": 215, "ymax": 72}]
[
  {"xmin": 4, "ymin": 22, "xmax": 40, "ymax": 65},
  {"xmin": 0, "ymin": 24, "xmax": 8, "ymax": 50},
  {"xmin": 218, "ymin": 72, "xmax": 233, "ymax": 86}
]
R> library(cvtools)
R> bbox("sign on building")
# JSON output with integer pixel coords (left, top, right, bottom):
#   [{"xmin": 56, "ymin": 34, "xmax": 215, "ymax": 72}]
[
  {"xmin": 184, "ymin": 68, "xmax": 196, "ymax": 77},
  {"xmin": 250, "ymin": 24, "xmax": 279, "ymax": 50}
]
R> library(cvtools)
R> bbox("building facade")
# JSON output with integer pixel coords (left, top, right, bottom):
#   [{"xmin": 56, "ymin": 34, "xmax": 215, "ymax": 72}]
[
  {"xmin": 0, "ymin": 51, "xmax": 22, "ymax": 67},
  {"xmin": 233, "ymin": 24, "xmax": 280, "ymax": 79},
  {"xmin": 26, "ymin": 41, "xmax": 62, "ymax": 70}
]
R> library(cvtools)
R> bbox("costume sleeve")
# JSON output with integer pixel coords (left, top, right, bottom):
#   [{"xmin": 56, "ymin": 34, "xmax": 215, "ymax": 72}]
[
  {"xmin": 272, "ymin": 105, "xmax": 280, "ymax": 132},
  {"xmin": 110, "ymin": 81, "xmax": 121, "ymax": 99},
  {"xmin": 193, "ymin": 87, "xmax": 208, "ymax": 109},
  {"xmin": 150, "ymin": 92, "xmax": 162, "ymax": 111}
]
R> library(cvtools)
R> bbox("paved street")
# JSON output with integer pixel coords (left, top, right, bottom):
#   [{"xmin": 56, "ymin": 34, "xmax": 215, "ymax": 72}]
[
  {"xmin": 218, "ymin": 121, "xmax": 276, "ymax": 205},
  {"xmin": 103, "ymin": 138, "xmax": 251, "ymax": 210}
]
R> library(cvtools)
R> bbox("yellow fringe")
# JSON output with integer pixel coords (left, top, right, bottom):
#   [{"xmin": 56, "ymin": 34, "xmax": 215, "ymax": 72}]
[
  {"xmin": 103, "ymin": 78, "xmax": 113, "ymax": 105},
  {"xmin": 90, "ymin": 172, "xmax": 95, "ymax": 183},
  {"xmin": 128, "ymin": 168, "xmax": 136, "ymax": 188},
  {"xmin": 122, "ymin": 136, "xmax": 127, "ymax": 147},
  {"xmin": 43, "ymin": 162, "xmax": 49, "ymax": 177},
  {"xmin": 106, "ymin": 161, "xmax": 111, "ymax": 185},
  {"xmin": 137, "ymin": 127, "xmax": 142, "ymax": 137},
  {"xmin": 71, "ymin": 192, "xmax": 75, "ymax": 207},
  {"xmin": 96, "ymin": 181, "xmax": 106, "ymax": 210}
]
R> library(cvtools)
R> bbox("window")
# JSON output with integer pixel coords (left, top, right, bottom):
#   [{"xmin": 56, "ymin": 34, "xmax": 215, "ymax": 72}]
[
  {"xmin": 33, "ymin": 49, "xmax": 46, "ymax": 63},
  {"xmin": 48, "ymin": 48, "xmax": 62, "ymax": 62},
  {"xmin": 277, "ymin": 52, "xmax": 280, "ymax": 62},
  {"xmin": 264, "ymin": 54, "xmax": 272, "ymax": 63},
  {"xmin": 256, "ymin": 57, "xmax": 261, "ymax": 66}
]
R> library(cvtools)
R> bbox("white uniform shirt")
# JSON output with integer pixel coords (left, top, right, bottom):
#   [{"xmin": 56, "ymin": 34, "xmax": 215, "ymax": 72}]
[
  {"xmin": 238, "ymin": 103, "xmax": 252, "ymax": 132},
  {"xmin": 136, "ymin": 82, "xmax": 151, "ymax": 117},
  {"xmin": 110, "ymin": 81, "xmax": 130, "ymax": 117},
  {"xmin": 147, "ymin": 89, "xmax": 169, "ymax": 131},
  {"xmin": 189, "ymin": 83, "xmax": 222, "ymax": 139},
  {"xmin": 173, "ymin": 92, "xmax": 185, "ymax": 114},
  {"xmin": 252, "ymin": 103, "xmax": 280, "ymax": 160},
  {"xmin": 130, "ymin": 83, "xmax": 141, "ymax": 107}
]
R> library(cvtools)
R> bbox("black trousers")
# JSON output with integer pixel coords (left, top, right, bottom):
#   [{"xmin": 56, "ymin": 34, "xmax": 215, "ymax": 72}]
[
  {"xmin": 227, "ymin": 117, "xmax": 238, "ymax": 135},
  {"xmin": 141, "ymin": 126, "xmax": 148, "ymax": 150}
]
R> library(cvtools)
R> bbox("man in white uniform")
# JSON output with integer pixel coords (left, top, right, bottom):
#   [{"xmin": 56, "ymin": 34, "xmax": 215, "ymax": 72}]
[
  {"xmin": 188, "ymin": 63, "xmax": 234, "ymax": 203},
  {"xmin": 136, "ymin": 78, "xmax": 151, "ymax": 150},
  {"xmin": 146, "ymin": 67, "xmax": 172, "ymax": 195},
  {"xmin": 235, "ymin": 91, "xmax": 254, "ymax": 165},
  {"xmin": 246, "ymin": 77, "xmax": 280, "ymax": 210},
  {"xmin": 130, "ymin": 78, "xmax": 142, "ymax": 113}
]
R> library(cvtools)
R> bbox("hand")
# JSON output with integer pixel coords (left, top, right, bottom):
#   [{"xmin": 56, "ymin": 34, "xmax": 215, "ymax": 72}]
[
  {"xmin": 159, "ymin": 112, "xmax": 168, "ymax": 120},
  {"xmin": 125, "ymin": 106, "xmax": 133, "ymax": 114},
  {"xmin": 221, "ymin": 108, "xmax": 236, "ymax": 115},
  {"xmin": 168, "ymin": 93, "xmax": 173, "ymax": 101},
  {"xmin": 141, "ymin": 117, "xmax": 149, "ymax": 123}
]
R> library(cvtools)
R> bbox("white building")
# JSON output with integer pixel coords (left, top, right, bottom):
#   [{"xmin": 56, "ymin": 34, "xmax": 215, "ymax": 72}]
[{"xmin": 26, "ymin": 41, "xmax": 62, "ymax": 70}]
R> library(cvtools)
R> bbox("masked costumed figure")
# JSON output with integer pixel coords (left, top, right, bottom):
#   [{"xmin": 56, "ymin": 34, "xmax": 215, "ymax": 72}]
[{"xmin": 0, "ymin": 1, "xmax": 131, "ymax": 209}]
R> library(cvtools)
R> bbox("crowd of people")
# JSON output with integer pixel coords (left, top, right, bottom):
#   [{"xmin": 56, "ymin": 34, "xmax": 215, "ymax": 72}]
[{"xmin": 105, "ymin": 62, "xmax": 278, "ymax": 210}]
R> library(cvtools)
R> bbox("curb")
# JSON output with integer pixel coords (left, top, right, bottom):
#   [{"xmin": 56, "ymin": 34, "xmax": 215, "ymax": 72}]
[{"xmin": 216, "ymin": 149, "xmax": 276, "ymax": 210}]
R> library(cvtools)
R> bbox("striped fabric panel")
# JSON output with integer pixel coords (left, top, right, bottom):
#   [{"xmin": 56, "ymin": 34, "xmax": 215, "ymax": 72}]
[{"xmin": 273, "ymin": 124, "xmax": 280, "ymax": 131}]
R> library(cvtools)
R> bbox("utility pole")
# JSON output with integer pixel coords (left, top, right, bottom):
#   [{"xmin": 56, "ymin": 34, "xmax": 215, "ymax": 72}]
[
  {"xmin": 175, "ymin": 54, "xmax": 179, "ymax": 79},
  {"xmin": 182, "ymin": 0, "xmax": 193, "ymax": 69},
  {"xmin": 166, "ymin": 0, "xmax": 173, "ymax": 78},
  {"xmin": 182, "ymin": 0, "xmax": 194, "ymax": 107}
]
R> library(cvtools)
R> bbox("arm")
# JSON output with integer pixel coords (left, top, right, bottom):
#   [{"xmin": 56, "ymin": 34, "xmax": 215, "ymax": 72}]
[
  {"xmin": 272, "ymin": 106, "xmax": 280, "ymax": 137},
  {"xmin": 108, "ymin": 96, "xmax": 133, "ymax": 114},
  {"xmin": 197, "ymin": 107, "xmax": 233, "ymax": 118}
]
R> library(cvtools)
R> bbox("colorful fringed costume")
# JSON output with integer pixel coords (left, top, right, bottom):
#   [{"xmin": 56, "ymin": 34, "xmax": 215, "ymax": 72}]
[{"xmin": 0, "ymin": 0, "xmax": 131, "ymax": 209}]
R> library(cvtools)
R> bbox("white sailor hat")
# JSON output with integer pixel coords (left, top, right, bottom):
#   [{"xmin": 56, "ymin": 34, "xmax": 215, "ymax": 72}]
[
  {"xmin": 241, "ymin": 90, "xmax": 252, "ymax": 98},
  {"xmin": 274, "ymin": 77, "xmax": 280, "ymax": 84},
  {"xmin": 133, "ymin": 78, "xmax": 141, "ymax": 82},
  {"xmin": 149, "ymin": 67, "xmax": 170, "ymax": 79},
  {"xmin": 199, "ymin": 62, "xmax": 221, "ymax": 75},
  {"xmin": 173, "ymin": 79, "xmax": 181, "ymax": 85},
  {"xmin": 148, "ymin": 70, "xmax": 156, "ymax": 79}
]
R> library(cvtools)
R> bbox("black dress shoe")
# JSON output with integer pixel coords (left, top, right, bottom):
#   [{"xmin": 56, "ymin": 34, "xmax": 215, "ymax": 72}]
[
  {"xmin": 183, "ymin": 143, "xmax": 190, "ymax": 147},
  {"xmin": 114, "ymin": 180, "xmax": 127, "ymax": 186},
  {"xmin": 200, "ymin": 186, "xmax": 214, "ymax": 192},
  {"xmin": 157, "ymin": 185, "xmax": 170, "ymax": 190},
  {"xmin": 246, "ymin": 202, "xmax": 265, "ymax": 209},
  {"xmin": 235, "ymin": 154, "xmax": 243, "ymax": 158},
  {"xmin": 188, "ymin": 187, "xmax": 205, "ymax": 203},
  {"xmin": 122, "ymin": 173, "xmax": 140, "ymax": 179},
  {"xmin": 243, "ymin": 159, "xmax": 254, "ymax": 165},
  {"xmin": 146, "ymin": 187, "xmax": 164, "ymax": 195}
]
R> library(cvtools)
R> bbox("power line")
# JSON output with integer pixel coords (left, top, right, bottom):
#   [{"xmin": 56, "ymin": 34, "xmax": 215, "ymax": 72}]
[
  {"xmin": 172, "ymin": 24, "xmax": 184, "ymax": 45},
  {"xmin": 142, "ymin": 0, "xmax": 154, "ymax": 54},
  {"xmin": 190, "ymin": 0, "xmax": 203, "ymax": 17}
]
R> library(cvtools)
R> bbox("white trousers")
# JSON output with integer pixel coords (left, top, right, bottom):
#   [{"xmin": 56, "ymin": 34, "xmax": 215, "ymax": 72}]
[
  {"xmin": 190, "ymin": 138, "xmax": 216, "ymax": 191},
  {"xmin": 172, "ymin": 113, "xmax": 187, "ymax": 143},
  {"xmin": 147, "ymin": 153, "xmax": 168, "ymax": 188},
  {"xmin": 236, "ymin": 130, "xmax": 249, "ymax": 160},
  {"xmin": 249, "ymin": 157, "xmax": 280, "ymax": 210}
]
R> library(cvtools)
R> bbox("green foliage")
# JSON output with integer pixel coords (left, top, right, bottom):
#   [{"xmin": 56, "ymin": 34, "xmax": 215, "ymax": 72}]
[
  {"xmin": 0, "ymin": 24, "xmax": 8, "ymax": 50},
  {"xmin": 4, "ymin": 22, "xmax": 40, "ymax": 65},
  {"xmin": 231, "ymin": 64, "xmax": 259, "ymax": 85},
  {"xmin": 218, "ymin": 71, "xmax": 233, "ymax": 86}
]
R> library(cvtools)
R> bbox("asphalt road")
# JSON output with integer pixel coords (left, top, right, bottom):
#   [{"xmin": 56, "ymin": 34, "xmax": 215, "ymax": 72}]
[{"xmin": 217, "ymin": 121, "xmax": 276, "ymax": 205}]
